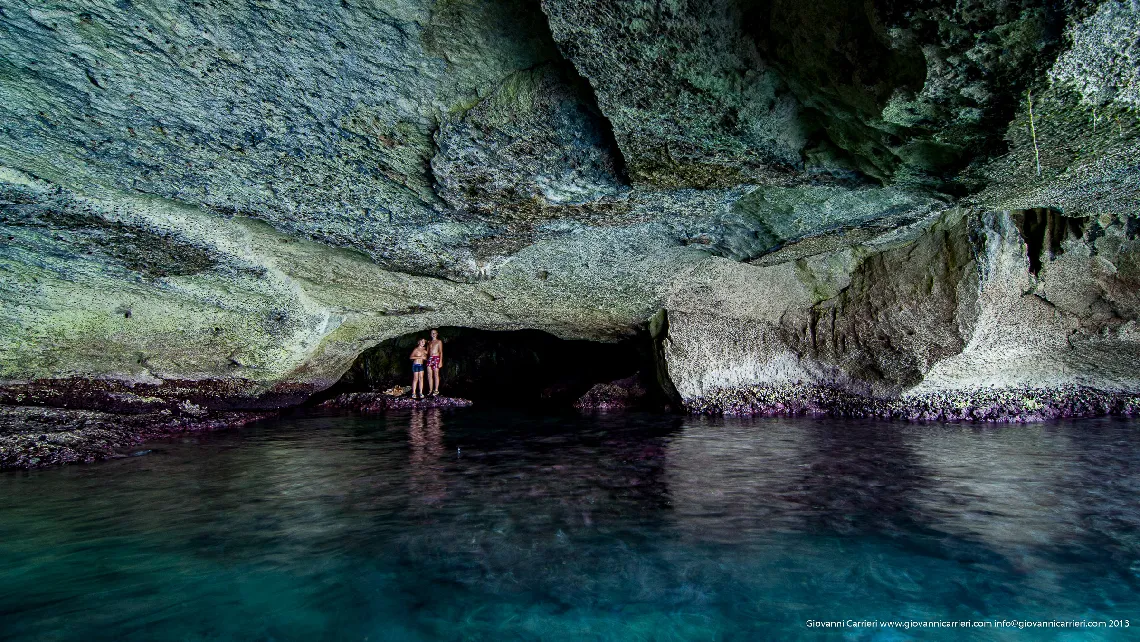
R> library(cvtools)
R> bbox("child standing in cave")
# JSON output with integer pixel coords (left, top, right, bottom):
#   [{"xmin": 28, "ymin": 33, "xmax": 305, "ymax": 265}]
[
  {"xmin": 427, "ymin": 329, "xmax": 443, "ymax": 396},
  {"xmin": 410, "ymin": 339, "xmax": 428, "ymax": 399}
]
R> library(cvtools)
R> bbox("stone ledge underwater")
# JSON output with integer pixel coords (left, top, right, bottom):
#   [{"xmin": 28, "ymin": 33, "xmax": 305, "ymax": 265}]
[
  {"xmin": 8, "ymin": 382, "xmax": 1139, "ymax": 471},
  {"xmin": 0, "ymin": 377, "xmax": 319, "ymax": 413}
]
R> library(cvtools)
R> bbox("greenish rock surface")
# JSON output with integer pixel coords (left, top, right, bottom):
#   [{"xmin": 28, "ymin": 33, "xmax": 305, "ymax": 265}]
[
  {"xmin": 432, "ymin": 63, "xmax": 628, "ymax": 223},
  {"xmin": 541, "ymin": 0, "xmax": 1093, "ymax": 189},
  {"xmin": 0, "ymin": 0, "xmax": 1138, "ymax": 436}
]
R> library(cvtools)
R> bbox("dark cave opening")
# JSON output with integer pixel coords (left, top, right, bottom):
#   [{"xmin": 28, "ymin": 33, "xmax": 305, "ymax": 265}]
[
  {"xmin": 1012, "ymin": 208, "xmax": 1089, "ymax": 276},
  {"xmin": 325, "ymin": 327, "xmax": 667, "ymax": 409}
]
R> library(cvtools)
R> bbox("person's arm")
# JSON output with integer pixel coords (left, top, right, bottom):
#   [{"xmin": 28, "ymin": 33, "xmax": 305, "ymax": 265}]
[{"xmin": 437, "ymin": 343, "xmax": 443, "ymax": 367}]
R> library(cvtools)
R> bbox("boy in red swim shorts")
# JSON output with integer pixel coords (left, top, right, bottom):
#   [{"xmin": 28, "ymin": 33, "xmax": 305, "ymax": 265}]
[{"xmin": 426, "ymin": 329, "xmax": 443, "ymax": 396}]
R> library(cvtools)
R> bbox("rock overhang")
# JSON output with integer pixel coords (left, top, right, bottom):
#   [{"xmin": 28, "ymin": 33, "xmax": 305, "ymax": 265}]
[{"xmin": 0, "ymin": 0, "xmax": 1137, "ymax": 421}]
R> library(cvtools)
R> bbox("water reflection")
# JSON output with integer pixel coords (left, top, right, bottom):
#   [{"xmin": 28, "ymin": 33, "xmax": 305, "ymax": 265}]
[
  {"xmin": 909, "ymin": 422, "xmax": 1140, "ymax": 612},
  {"xmin": 911, "ymin": 424, "xmax": 1083, "ymax": 552},
  {"xmin": 0, "ymin": 412, "xmax": 1137, "ymax": 641},
  {"xmin": 665, "ymin": 417, "xmax": 937, "ymax": 540},
  {"xmin": 665, "ymin": 416, "xmax": 808, "ymax": 541},
  {"xmin": 408, "ymin": 408, "xmax": 445, "ymax": 505}
]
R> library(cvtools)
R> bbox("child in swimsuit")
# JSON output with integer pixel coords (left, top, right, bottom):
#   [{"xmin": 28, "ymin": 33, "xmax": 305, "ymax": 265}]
[
  {"xmin": 410, "ymin": 339, "xmax": 428, "ymax": 399},
  {"xmin": 426, "ymin": 329, "xmax": 443, "ymax": 396}
]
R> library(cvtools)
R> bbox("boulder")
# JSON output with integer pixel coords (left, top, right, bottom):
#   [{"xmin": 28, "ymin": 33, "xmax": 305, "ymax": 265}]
[{"xmin": 574, "ymin": 375, "xmax": 650, "ymax": 411}]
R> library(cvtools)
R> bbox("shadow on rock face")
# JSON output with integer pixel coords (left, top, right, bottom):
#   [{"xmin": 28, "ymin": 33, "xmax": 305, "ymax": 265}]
[
  {"xmin": 1012, "ymin": 207, "xmax": 1088, "ymax": 276},
  {"xmin": 738, "ymin": 0, "xmax": 1078, "ymax": 187},
  {"xmin": 325, "ymin": 326, "xmax": 661, "ymax": 408}
]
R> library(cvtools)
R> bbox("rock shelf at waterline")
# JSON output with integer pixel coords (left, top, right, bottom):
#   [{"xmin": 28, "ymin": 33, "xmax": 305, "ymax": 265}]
[
  {"xmin": 0, "ymin": 406, "xmax": 270, "ymax": 471},
  {"xmin": 318, "ymin": 393, "xmax": 474, "ymax": 412},
  {"xmin": 687, "ymin": 384, "xmax": 1140, "ymax": 423}
]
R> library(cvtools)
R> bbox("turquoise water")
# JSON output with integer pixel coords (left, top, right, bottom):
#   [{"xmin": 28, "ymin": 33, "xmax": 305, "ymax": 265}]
[{"xmin": 1, "ymin": 409, "xmax": 1138, "ymax": 641}]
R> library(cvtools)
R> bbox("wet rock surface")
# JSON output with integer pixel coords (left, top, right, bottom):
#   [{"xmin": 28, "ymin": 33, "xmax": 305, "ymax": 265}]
[
  {"xmin": 0, "ymin": 377, "xmax": 316, "ymax": 413},
  {"xmin": 0, "ymin": 406, "xmax": 269, "ymax": 470},
  {"xmin": 574, "ymin": 375, "xmax": 651, "ymax": 411},
  {"xmin": 687, "ymin": 384, "xmax": 1140, "ymax": 422},
  {"xmin": 318, "ymin": 392, "xmax": 473, "ymax": 412}
]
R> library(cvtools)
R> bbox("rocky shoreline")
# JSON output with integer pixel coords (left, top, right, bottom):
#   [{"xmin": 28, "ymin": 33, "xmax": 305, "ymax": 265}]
[
  {"xmin": 0, "ymin": 377, "xmax": 316, "ymax": 413},
  {"xmin": 0, "ymin": 405, "xmax": 271, "ymax": 471},
  {"xmin": 317, "ymin": 393, "xmax": 473, "ymax": 412},
  {"xmin": 5, "ymin": 381, "xmax": 1138, "ymax": 472},
  {"xmin": 686, "ymin": 384, "xmax": 1140, "ymax": 422},
  {"xmin": 0, "ymin": 388, "xmax": 478, "ymax": 471}
]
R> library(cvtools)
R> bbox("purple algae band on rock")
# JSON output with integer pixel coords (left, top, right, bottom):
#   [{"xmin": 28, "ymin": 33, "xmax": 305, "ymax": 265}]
[
  {"xmin": 686, "ymin": 384, "xmax": 1140, "ymax": 422},
  {"xmin": 318, "ymin": 393, "xmax": 474, "ymax": 412}
]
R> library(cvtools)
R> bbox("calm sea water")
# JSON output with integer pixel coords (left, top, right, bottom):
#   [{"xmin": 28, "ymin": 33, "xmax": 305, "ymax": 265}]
[{"xmin": 1, "ymin": 409, "xmax": 1138, "ymax": 641}]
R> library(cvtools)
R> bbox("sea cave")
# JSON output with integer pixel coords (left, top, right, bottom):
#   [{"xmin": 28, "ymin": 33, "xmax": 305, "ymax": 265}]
[{"xmin": 1, "ymin": 0, "xmax": 1139, "ymax": 638}]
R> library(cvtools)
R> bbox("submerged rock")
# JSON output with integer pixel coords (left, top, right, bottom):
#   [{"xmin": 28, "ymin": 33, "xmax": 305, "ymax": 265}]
[
  {"xmin": 318, "ymin": 393, "xmax": 473, "ymax": 412},
  {"xmin": 0, "ymin": 377, "xmax": 316, "ymax": 413}
]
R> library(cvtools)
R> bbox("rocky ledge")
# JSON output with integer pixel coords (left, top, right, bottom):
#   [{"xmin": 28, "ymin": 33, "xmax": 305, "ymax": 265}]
[
  {"xmin": 688, "ymin": 384, "xmax": 1140, "ymax": 423},
  {"xmin": 0, "ymin": 406, "xmax": 270, "ymax": 470},
  {"xmin": 318, "ymin": 393, "xmax": 473, "ymax": 412}
]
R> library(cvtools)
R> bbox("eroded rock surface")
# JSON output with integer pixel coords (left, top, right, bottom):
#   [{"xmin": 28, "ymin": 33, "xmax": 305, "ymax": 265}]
[
  {"xmin": 0, "ymin": 0, "xmax": 1138, "ymax": 440},
  {"xmin": 686, "ymin": 384, "xmax": 1140, "ymax": 422},
  {"xmin": 662, "ymin": 208, "xmax": 1140, "ymax": 417}
]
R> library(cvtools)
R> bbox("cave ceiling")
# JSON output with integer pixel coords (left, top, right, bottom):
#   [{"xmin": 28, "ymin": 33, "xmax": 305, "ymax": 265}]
[{"xmin": 1, "ymin": 0, "xmax": 1137, "ymax": 392}]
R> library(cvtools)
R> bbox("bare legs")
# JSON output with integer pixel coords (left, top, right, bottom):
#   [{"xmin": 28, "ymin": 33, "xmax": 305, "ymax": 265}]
[
  {"xmin": 412, "ymin": 370, "xmax": 424, "ymax": 398},
  {"xmin": 427, "ymin": 366, "xmax": 440, "ymax": 396}
]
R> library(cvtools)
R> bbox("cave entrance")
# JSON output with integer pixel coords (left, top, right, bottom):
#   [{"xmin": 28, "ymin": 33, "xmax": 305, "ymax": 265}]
[{"xmin": 330, "ymin": 327, "xmax": 662, "ymax": 408}]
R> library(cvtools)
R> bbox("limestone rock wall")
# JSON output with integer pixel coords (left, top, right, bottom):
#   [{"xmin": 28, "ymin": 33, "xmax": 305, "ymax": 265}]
[
  {"xmin": 0, "ymin": 1, "xmax": 1137, "ymax": 418},
  {"xmin": 0, "ymin": 0, "xmax": 571, "ymax": 279},
  {"xmin": 662, "ymin": 207, "xmax": 1140, "ymax": 414},
  {"xmin": 914, "ymin": 209, "xmax": 1140, "ymax": 394},
  {"xmin": 541, "ymin": 0, "xmax": 1087, "ymax": 189},
  {"xmin": 1, "ymin": 168, "xmax": 703, "ymax": 406}
]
